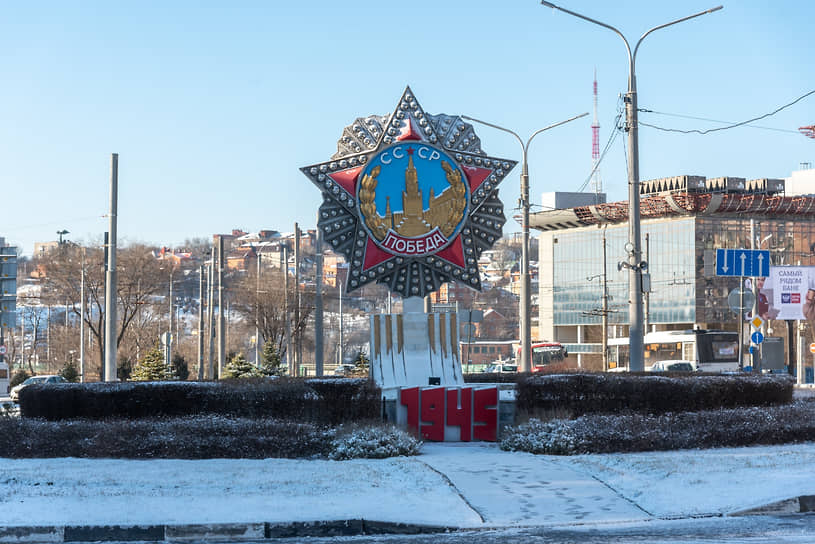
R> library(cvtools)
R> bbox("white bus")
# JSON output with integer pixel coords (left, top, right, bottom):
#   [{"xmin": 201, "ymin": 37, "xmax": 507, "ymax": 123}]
[
  {"xmin": 608, "ymin": 330, "xmax": 740, "ymax": 373},
  {"xmin": 0, "ymin": 360, "xmax": 9, "ymax": 396}
]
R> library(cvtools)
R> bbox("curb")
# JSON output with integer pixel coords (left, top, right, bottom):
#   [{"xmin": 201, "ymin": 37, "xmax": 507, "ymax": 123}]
[
  {"xmin": 730, "ymin": 495, "xmax": 815, "ymax": 516},
  {"xmin": 0, "ymin": 520, "xmax": 458, "ymax": 543}
]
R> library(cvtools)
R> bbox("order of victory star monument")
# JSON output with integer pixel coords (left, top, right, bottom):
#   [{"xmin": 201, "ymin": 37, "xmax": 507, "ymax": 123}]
[{"xmin": 301, "ymin": 87, "xmax": 516, "ymax": 393}]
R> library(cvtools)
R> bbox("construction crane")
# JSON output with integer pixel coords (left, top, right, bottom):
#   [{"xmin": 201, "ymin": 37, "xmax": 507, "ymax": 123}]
[{"xmin": 800, "ymin": 125, "xmax": 815, "ymax": 139}]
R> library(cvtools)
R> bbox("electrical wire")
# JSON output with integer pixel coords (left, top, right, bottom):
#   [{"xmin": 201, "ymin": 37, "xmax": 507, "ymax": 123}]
[
  {"xmin": 638, "ymin": 89, "xmax": 815, "ymax": 135},
  {"xmin": 637, "ymin": 110, "xmax": 799, "ymax": 134}
]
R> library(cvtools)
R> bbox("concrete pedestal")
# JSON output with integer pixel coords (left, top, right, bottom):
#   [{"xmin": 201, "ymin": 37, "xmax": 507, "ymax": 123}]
[{"xmin": 370, "ymin": 297, "xmax": 464, "ymax": 388}]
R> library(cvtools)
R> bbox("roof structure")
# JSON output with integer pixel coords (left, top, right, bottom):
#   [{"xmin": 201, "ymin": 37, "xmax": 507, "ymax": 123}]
[{"xmin": 529, "ymin": 177, "xmax": 815, "ymax": 232}]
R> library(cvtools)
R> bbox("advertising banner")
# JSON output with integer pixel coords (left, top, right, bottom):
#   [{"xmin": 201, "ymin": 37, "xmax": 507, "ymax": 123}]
[{"xmin": 759, "ymin": 266, "xmax": 815, "ymax": 321}]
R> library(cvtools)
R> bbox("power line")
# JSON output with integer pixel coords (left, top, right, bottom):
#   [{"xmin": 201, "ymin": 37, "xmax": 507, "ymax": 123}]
[
  {"xmin": 638, "ymin": 89, "xmax": 815, "ymax": 135},
  {"xmin": 638, "ymin": 110, "xmax": 799, "ymax": 134}
]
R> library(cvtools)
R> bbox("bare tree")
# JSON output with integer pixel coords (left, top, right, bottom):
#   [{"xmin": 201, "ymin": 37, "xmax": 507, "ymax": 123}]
[
  {"xmin": 17, "ymin": 303, "xmax": 45, "ymax": 373},
  {"xmin": 37, "ymin": 243, "xmax": 166, "ymax": 380},
  {"xmin": 229, "ymin": 267, "xmax": 313, "ymax": 364},
  {"xmin": 180, "ymin": 237, "xmax": 211, "ymax": 256}
]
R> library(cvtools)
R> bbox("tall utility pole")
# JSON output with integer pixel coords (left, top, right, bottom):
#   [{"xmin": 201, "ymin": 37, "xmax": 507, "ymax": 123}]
[
  {"xmin": 103, "ymin": 153, "xmax": 119, "ymax": 382},
  {"xmin": 601, "ymin": 228, "xmax": 609, "ymax": 371},
  {"xmin": 314, "ymin": 218, "xmax": 324, "ymax": 376},
  {"xmin": 217, "ymin": 236, "xmax": 225, "ymax": 377},
  {"xmin": 101, "ymin": 231, "xmax": 108, "ymax": 378},
  {"xmin": 207, "ymin": 246, "xmax": 216, "ymax": 379},
  {"xmin": 338, "ymin": 281, "xmax": 343, "ymax": 366},
  {"xmin": 539, "ymin": 1, "xmax": 722, "ymax": 371},
  {"xmin": 255, "ymin": 252, "xmax": 262, "ymax": 367},
  {"xmin": 293, "ymin": 223, "xmax": 301, "ymax": 375},
  {"xmin": 197, "ymin": 264, "xmax": 204, "ymax": 380},
  {"xmin": 644, "ymin": 232, "xmax": 650, "ymax": 334},
  {"xmin": 79, "ymin": 247, "xmax": 86, "ymax": 382},
  {"xmin": 167, "ymin": 266, "xmax": 174, "ymax": 372},
  {"xmin": 282, "ymin": 244, "xmax": 292, "ymax": 375},
  {"xmin": 462, "ymin": 112, "xmax": 588, "ymax": 372},
  {"xmin": 750, "ymin": 219, "xmax": 758, "ymax": 372}
]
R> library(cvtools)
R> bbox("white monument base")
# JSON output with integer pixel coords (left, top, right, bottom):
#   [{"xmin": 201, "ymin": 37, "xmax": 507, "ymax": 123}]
[{"xmin": 370, "ymin": 297, "xmax": 464, "ymax": 388}]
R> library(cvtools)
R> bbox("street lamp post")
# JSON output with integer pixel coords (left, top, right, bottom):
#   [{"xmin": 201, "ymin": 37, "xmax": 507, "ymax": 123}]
[
  {"xmin": 539, "ymin": 1, "xmax": 722, "ymax": 371},
  {"xmin": 462, "ymin": 112, "xmax": 588, "ymax": 373}
]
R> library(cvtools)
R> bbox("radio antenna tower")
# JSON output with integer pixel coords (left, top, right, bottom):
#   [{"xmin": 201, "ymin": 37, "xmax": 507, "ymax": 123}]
[{"xmin": 591, "ymin": 69, "xmax": 602, "ymax": 201}]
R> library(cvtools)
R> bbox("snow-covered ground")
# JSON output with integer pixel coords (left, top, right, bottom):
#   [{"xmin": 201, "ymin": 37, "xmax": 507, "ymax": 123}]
[
  {"xmin": 568, "ymin": 443, "xmax": 815, "ymax": 517},
  {"xmin": 3, "ymin": 442, "xmax": 815, "ymax": 529}
]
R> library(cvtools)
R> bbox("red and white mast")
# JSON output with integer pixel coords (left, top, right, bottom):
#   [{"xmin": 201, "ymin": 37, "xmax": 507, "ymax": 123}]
[{"xmin": 591, "ymin": 69, "xmax": 602, "ymax": 198}]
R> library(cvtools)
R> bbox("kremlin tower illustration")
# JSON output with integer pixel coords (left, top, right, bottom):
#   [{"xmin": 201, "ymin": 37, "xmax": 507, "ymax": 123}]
[{"xmin": 381, "ymin": 148, "xmax": 460, "ymax": 238}]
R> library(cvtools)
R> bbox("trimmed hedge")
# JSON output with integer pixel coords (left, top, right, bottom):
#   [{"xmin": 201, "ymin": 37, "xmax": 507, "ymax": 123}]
[
  {"xmin": 463, "ymin": 372, "xmax": 526, "ymax": 384},
  {"xmin": 0, "ymin": 416, "xmax": 421, "ymax": 459},
  {"xmin": 516, "ymin": 373, "xmax": 793, "ymax": 419},
  {"xmin": 19, "ymin": 378, "xmax": 381, "ymax": 424}
]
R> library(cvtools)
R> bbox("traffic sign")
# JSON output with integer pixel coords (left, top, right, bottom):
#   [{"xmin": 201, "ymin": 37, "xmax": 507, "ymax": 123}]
[
  {"xmin": 728, "ymin": 288, "xmax": 756, "ymax": 312},
  {"xmin": 751, "ymin": 331, "xmax": 764, "ymax": 344},
  {"xmin": 0, "ymin": 345, "xmax": 5, "ymax": 355},
  {"xmin": 810, "ymin": 343, "xmax": 815, "ymax": 354},
  {"xmin": 716, "ymin": 248, "xmax": 770, "ymax": 277},
  {"xmin": 751, "ymin": 316, "xmax": 764, "ymax": 329}
]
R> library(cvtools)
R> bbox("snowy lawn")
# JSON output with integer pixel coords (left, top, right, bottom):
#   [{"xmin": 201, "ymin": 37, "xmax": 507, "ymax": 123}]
[
  {"xmin": 3, "ymin": 442, "xmax": 815, "ymax": 529},
  {"xmin": 567, "ymin": 442, "xmax": 815, "ymax": 517},
  {"xmin": 0, "ymin": 456, "xmax": 481, "ymax": 528}
]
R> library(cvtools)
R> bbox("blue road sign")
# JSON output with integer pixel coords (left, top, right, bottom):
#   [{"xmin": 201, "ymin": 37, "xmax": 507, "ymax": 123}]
[
  {"xmin": 751, "ymin": 331, "xmax": 764, "ymax": 344},
  {"xmin": 715, "ymin": 248, "xmax": 770, "ymax": 277}
]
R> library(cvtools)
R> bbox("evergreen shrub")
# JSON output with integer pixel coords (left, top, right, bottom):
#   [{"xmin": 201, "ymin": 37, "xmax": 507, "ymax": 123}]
[{"xmin": 9, "ymin": 370, "xmax": 30, "ymax": 388}]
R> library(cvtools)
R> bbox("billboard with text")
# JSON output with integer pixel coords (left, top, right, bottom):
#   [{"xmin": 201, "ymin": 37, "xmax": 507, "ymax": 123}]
[{"xmin": 759, "ymin": 266, "xmax": 815, "ymax": 321}]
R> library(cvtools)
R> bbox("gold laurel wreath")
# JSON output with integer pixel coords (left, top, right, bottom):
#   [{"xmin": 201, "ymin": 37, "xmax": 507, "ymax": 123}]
[
  {"xmin": 440, "ymin": 161, "xmax": 467, "ymax": 237},
  {"xmin": 359, "ymin": 165, "xmax": 387, "ymax": 240}
]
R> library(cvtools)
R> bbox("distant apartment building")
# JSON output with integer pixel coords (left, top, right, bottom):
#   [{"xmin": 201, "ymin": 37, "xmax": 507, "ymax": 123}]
[
  {"xmin": 428, "ymin": 281, "xmax": 476, "ymax": 307},
  {"xmin": 33, "ymin": 241, "xmax": 59, "ymax": 255},
  {"xmin": 459, "ymin": 340, "xmax": 516, "ymax": 369}
]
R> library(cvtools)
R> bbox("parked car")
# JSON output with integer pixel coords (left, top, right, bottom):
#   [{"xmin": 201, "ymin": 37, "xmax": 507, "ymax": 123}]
[
  {"xmin": 9, "ymin": 375, "xmax": 67, "ymax": 402},
  {"xmin": 333, "ymin": 364, "xmax": 357, "ymax": 376},
  {"xmin": 484, "ymin": 363, "xmax": 518, "ymax": 373},
  {"xmin": 646, "ymin": 360, "xmax": 697, "ymax": 372}
]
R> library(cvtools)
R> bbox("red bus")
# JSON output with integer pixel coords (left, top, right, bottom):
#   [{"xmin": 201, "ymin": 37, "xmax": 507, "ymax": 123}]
[{"xmin": 516, "ymin": 342, "xmax": 569, "ymax": 372}]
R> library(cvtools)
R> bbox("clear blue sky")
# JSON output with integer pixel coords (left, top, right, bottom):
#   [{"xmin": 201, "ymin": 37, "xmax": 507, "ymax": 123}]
[{"xmin": 2, "ymin": 0, "xmax": 813, "ymax": 255}]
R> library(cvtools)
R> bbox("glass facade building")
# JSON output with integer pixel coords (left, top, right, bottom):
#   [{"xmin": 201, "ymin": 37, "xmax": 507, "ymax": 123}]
[{"xmin": 536, "ymin": 187, "xmax": 815, "ymax": 370}]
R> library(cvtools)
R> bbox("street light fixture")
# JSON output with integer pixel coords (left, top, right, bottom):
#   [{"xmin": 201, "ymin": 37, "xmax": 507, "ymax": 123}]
[
  {"xmin": 462, "ymin": 112, "xmax": 588, "ymax": 373},
  {"xmin": 539, "ymin": 1, "xmax": 722, "ymax": 371}
]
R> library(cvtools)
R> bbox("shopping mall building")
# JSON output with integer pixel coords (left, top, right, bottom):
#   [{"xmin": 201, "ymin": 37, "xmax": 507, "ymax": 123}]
[{"xmin": 532, "ymin": 166, "xmax": 815, "ymax": 370}]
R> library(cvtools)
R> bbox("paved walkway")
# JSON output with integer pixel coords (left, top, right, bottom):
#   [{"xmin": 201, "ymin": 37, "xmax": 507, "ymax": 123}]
[{"xmin": 419, "ymin": 443, "xmax": 647, "ymax": 527}]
